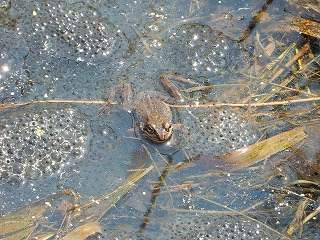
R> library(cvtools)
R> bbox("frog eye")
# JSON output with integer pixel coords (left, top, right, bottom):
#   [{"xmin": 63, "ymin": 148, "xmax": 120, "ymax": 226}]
[
  {"xmin": 144, "ymin": 124, "xmax": 155, "ymax": 134},
  {"xmin": 163, "ymin": 123, "xmax": 172, "ymax": 132}
]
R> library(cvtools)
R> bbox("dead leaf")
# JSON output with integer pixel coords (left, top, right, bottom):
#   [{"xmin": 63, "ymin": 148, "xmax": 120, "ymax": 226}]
[
  {"xmin": 199, "ymin": 127, "xmax": 307, "ymax": 172},
  {"xmin": 62, "ymin": 222, "xmax": 102, "ymax": 240},
  {"xmin": 219, "ymin": 127, "xmax": 307, "ymax": 171}
]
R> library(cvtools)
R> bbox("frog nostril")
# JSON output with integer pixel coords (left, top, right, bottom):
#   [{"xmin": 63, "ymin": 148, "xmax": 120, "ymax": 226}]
[{"xmin": 163, "ymin": 123, "xmax": 172, "ymax": 132}]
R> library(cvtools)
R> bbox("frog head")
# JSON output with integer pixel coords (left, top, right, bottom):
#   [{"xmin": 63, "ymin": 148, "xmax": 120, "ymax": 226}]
[{"xmin": 142, "ymin": 121, "xmax": 173, "ymax": 143}]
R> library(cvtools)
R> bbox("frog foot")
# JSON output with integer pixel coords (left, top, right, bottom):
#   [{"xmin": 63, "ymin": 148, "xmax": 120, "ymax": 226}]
[{"xmin": 98, "ymin": 97, "xmax": 116, "ymax": 115}]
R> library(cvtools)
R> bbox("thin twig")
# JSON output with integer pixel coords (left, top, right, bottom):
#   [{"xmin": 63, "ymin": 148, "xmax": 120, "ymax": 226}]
[
  {"xmin": 258, "ymin": 43, "xmax": 310, "ymax": 92},
  {"xmin": 0, "ymin": 99, "xmax": 116, "ymax": 111},
  {"xmin": 269, "ymin": 82, "xmax": 318, "ymax": 97},
  {"xmin": 168, "ymin": 97, "xmax": 320, "ymax": 108},
  {"xmin": 1, "ymin": 96, "xmax": 319, "ymax": 112},
  {"xmin": 194, "ymin": 194, "xmax": 289, "ymax": 239}
]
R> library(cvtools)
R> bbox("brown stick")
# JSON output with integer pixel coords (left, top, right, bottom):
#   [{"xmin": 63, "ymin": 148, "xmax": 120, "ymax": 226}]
[
  {"xmin": 1, "ymin": 96, "xmax": 319, "ymax": 112},
  {"xmin": 167, "ymin": 96, "xmax": 320, "ymax": 108},
  {"xmin": 0, "ymin": 99, "xmax": 116, "ymax": 111}
]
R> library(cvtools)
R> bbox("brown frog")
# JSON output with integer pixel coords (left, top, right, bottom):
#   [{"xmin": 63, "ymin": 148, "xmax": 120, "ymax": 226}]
[{"xmin": 105, "ymin": 74, "xmax": 198, "ymax": 143}]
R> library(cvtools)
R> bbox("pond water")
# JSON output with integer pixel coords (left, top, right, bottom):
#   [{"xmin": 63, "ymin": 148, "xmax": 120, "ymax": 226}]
[{"xmin": 0, "ymin": 0, "xmax": 319, "ymax": 239}]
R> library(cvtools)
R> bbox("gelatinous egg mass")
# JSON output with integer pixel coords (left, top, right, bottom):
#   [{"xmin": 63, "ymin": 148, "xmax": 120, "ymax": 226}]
[
  {"xmin": 161, "ymin": 214, "xmax": 279, "ymax": 239},
  {"xmin": 11, "ymin": 0, "xmax": 118, "ymax": 61},
  {"xmin": 106, "ymin": 213, "xmax": 279, "ymax": 239},
  {"xmin": 0, "ymin": 106, "xmax": 89, "ymax": 186},
  {"xmin": 163, "ymin": 24, "xmax": 249, "ymax": 81},
  {"xmin": 180, "ymin": 106, "xmax": 259, "ymax": 157}
]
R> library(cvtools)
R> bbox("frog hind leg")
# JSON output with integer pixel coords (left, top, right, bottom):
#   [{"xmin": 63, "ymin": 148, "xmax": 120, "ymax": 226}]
[{"xmin": 160, "ymin": 73, "xmax": 199, "ymax": 102}]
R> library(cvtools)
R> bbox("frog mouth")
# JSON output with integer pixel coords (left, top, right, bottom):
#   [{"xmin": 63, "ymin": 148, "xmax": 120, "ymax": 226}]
[{"xmin": 144, "ymin": 131, "xmax": 172, "ymax": 143}]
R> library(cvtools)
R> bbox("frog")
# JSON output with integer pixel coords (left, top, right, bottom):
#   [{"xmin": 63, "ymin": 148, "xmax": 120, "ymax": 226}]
[{"xmin": 104, "ymin": 74, "xmax": 198, "ymax": 143}]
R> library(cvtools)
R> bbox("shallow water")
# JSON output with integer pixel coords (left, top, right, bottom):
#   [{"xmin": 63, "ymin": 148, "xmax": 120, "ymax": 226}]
[{"xmin": 0, "ymin": 0, "xmax": 319, "ymax": 239}]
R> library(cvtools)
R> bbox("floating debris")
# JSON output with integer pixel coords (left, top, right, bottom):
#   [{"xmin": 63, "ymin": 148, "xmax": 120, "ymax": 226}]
[{"xmin": 61, "ymin": 222, "xmax": 103, "ymax": 240}]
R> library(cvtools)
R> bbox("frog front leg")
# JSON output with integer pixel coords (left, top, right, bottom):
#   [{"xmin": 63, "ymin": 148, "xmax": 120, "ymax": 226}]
[
  {"xmin": 160, "ymin": 73, "xmax": 199, "ymax": 102},
  {"xmin": 101, "ymin": 82, "xmax": 133, "ymax": 113}
]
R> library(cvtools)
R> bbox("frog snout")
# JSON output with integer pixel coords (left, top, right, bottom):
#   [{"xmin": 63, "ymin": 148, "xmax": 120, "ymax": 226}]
[
  {"xmin": 158, "ymin": 131, "xmax": 167, "ymax": 141},
  {"xmin": 158, "ymin": 128, "xmax": 172, "ymax": 142}
]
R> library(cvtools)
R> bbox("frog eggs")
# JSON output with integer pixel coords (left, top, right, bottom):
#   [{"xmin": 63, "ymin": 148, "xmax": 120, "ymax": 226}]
[
  {"xmin": 180, "ymin": 106, "xmax": 259, "ymax": 157},
  {"xmin": 0, "ymin": 106, "xmax": 89, "ymax": 186}
]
